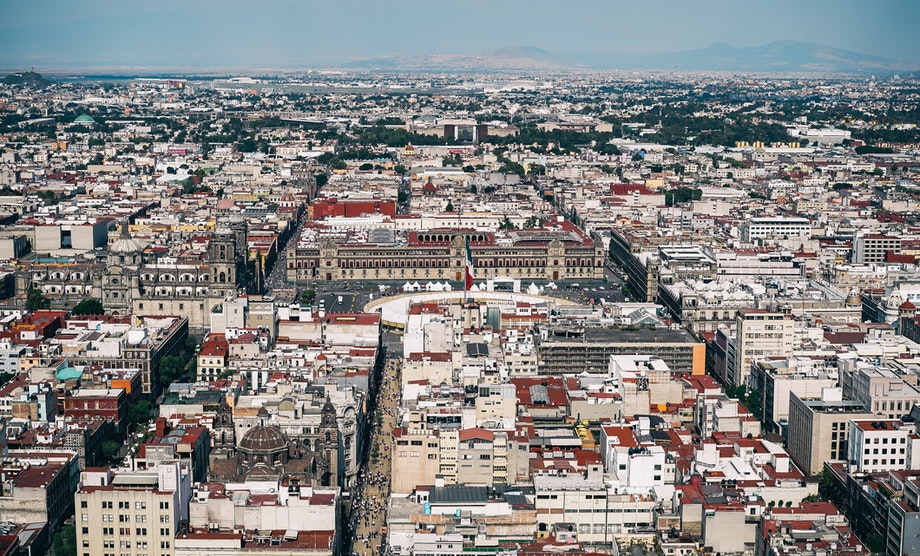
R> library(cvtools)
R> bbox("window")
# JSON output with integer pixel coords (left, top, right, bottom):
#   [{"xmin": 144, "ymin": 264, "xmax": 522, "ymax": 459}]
[{"xmin": 81, "ymin": 500, "xmax": 88, "ymax": 508}]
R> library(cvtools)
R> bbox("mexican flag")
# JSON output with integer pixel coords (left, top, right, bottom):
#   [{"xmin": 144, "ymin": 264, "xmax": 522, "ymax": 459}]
[{"xmin": 465, "ymin": 236, "xmax": 474, "ymax": 291}]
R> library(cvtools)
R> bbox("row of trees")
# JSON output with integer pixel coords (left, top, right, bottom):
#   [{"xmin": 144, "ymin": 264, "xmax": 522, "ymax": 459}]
[{"xmin": 664, "ymin": 187, "xmax": 703, "ymax": 206}]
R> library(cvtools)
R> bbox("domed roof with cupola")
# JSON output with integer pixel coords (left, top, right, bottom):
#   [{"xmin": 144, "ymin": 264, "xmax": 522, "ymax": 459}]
[{"xmin": 239, "ymin": 425, "xmax": 288, "ymax": 453}]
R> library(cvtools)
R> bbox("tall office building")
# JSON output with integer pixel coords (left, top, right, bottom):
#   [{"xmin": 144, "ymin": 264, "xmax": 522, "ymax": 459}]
[
  {"xmin": 729, "ymin": 309, "xmax": 794, "ymax": 387},
  {"xmin": 786, "ymin": 388, "xmax": 873, "ymax": 475}
]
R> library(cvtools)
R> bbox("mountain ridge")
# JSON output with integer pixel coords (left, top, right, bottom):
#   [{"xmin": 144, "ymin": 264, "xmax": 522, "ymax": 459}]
[{"xmin": 341, "ymin": 41, "xmax": 918, "ymax": 74}]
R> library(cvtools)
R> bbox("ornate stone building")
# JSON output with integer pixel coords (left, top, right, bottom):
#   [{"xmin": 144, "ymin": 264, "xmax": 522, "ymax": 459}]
[
  {"xmin": 287, "ymin": 225, "xmax": 606, "ymax": 284},
  {"xmin": 17, "ymin": 217, "xmax": 257, "ymax": 330},
  {"xmin": 209, "ymin": 396, "xmax": 339, "ymax": 487}
]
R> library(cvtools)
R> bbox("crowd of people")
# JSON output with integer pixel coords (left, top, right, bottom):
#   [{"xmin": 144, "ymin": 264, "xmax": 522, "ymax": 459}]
[{"xmin": 348, "ymin": 357, "xmax": 402, "ymax": 556}]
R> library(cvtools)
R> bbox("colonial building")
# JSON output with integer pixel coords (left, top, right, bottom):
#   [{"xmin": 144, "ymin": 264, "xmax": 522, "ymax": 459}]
[
  {"xmin": 287, "ymin": 225, "xmax": 605, "ymax": 284},
  {"xmin": 209, "ymin": 397, "xmax": 339, "ymax": 488},
  {"xmin": 17, "ymin": 217, "xmax": 257, "ymax": 330}
]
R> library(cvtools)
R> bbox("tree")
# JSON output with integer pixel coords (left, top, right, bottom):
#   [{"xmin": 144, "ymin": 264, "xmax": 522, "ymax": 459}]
[
  {"xmin": 442, "ymin": 154, "xmax": 461, "ymax": 167},
  {"xmin": 524, "ymin": 215, "xmax": 545, "ymax": 229},
  {"xmin": 664, "ymin": 187, "xmax": 703, "ymax": 207},
  {"xmin": 302, "ymin": 288, "xmax": 316, "ymax": 306},
  {"xmin": 332, "ymin": 159, "xmax": 347, "ymax": 170},
  {"xmin": 52, "ymin": 524, "xmax": 76, "ymax": 556},
  {"xmin": 71, "ymin": 298, "xmax": 104, "ymax": 316},
  {"xmin": 237, "ymin": 137, "xmax": 257, "ymax": 152},
  {"xmin": 314, "ymin": 173, "xmax": 328, "ymax": 188},
  {"xmin": 183, "ymin": 335, "xmax": 198, "ymax": 360},
  {"xmin": 25, "ymin": 289, "xmax": 50, "ymax": 311},
  {"xmin": 100, "ymin": 440, "xmax": 121, "ymax": 465},
  {"xmin": 126, "ymin": 400, "xmax": 153, "ymax": 428},
  {"xmin": 445, "ymin": 201, "xmax": 455, "ymax": 212},
  {"xmin": 359, "ymin": 163, "xmax": 374, "ymax": 171},
  {"xmin": 158, "ymin": 355, "xmax": 186, "ymax": 386},
  {"xmin": 499, "ymin": 160, "xmax": 525, "ymax": 177},
  {"xmin": 499, "ymin": 216, "xmax": 517, "ymax": 230},
  {"xmin": 393, "ymin": 164, "xmax": 407, "ymax": 175}
]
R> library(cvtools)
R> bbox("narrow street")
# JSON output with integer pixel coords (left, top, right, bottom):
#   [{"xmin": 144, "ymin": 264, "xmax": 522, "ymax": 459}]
[
  {"xmin": 348, "ymin": 356, "xmax": 402, "ymax": 556},
  {"xmin": 266, "ymin": 209, "xmax": 308, "ymax": 292}
]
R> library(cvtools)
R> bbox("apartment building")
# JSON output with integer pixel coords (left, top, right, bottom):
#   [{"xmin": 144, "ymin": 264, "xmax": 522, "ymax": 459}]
[
  {"xmin": 533, "ymin": 465, "xmax": 656, "ymax": 544},
  {"xmin": 0, "ymin": 450, "xmax": 78, "ymax": 530},
  {"xmin": 749, "ymin": 357, "xmax": 838, "ymax": 434},
  {"xmin": 195, "ymin": 333, "xmax": 228, "ymax": 382},
  {"xmin": 75, "ymin": 461, "xmax": 191, "ymax": 556},
  {"xmin": 847, "ymin": 419, "xmax": 920, "ymax": 473},
  {"xmin": 839, "ymin": 360, "xmax": 920, "ymax": 419},
  {"xmin": 537, "ymin": 326, "xmax": 705, "ymax": 376},
  {"xmin": 740, "ymin": 217, "xmax": 811, "ymax": 242},
  {"xmin": 853, "ymin": 233, "xmax": 902, "ymax": 264}
]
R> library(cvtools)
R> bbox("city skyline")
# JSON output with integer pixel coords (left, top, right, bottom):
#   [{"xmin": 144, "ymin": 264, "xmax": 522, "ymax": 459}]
[{"xmin": 2, "ymin": 0, "xmax": 919, "ymax": 70}]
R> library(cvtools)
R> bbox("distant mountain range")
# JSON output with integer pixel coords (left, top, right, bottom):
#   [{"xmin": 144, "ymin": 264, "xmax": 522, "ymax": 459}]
[
  {"xmin": 597, "ymin": 41, "xmax": 919, "ymax": 73},
  {"xmin": 341, "ymin": 46, "xmax": 570, "ymax": 72},
  {"xmin": 342, "ymin": 41, "xmax": 919, "ymax": 73}
]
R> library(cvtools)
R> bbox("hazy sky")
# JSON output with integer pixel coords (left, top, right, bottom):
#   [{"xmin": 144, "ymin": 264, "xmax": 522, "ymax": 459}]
[{"xmin": 1, "ymin": 0, "xmax": 918, "ymax": 69}]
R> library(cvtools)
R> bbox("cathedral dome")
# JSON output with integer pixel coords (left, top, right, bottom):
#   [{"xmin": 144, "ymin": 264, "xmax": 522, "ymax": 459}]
[
  {"xmin": 239, "ymin": 425, "xmax": 288, "ymax": 453},
  {"xmin": 110, "ymin": 221, "xmax": 144, "ymax": 254}
]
